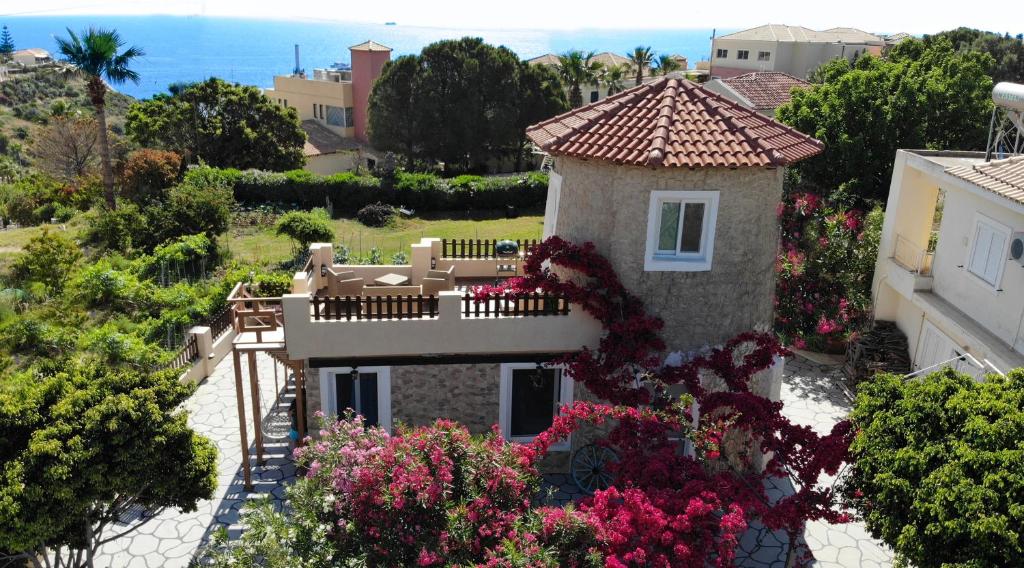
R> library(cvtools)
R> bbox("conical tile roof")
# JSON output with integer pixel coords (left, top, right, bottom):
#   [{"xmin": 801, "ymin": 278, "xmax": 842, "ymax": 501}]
[{"xmin": 527, "ymin": 77, "xmax": 823, "ymax": 168}]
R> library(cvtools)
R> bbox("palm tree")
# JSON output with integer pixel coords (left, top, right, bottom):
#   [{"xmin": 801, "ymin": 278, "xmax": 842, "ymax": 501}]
[
  {"xmin": 56, "ymin": 27, "xmax": 143, "ymax": 209},
  {"xmin": 652, "ymin": 54, "xmax": 682, "ymax": 76},
  {"xmin": 627, "ymin": 46, "xmax": 654, "ymax": 86},
  {"xmin": 600, "ymin": 64, "xmax": 628, "ymax": 96},
  {"xmin": 557, "ymin": 51, "xmax": 603, "ymax": 108}
]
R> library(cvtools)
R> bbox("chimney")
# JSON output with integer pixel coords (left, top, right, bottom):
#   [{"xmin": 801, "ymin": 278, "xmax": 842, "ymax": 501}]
[{"xmin": 293, "ymin": 44, "xmax": 303, "ymax": 77}]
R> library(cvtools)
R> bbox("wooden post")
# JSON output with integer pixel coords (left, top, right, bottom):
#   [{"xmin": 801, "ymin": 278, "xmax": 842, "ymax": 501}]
[
  {"xmin": 247, "ymin": 351, "xmax": 265, "ymax": 465},
  {"xmin": 232, "ymin": 349, "xmax": 252, "ymax": 491}
]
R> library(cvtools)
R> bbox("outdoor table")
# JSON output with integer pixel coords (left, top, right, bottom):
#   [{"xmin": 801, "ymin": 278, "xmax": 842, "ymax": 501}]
[{"xmin": 374, "ymin": 273, "xmax": 410, "ymax": 286}]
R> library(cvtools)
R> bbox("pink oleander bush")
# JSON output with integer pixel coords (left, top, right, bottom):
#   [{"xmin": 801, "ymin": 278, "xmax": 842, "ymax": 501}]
[{"xmin": 774, "ymin": 192, "xmax": 882, "ymax": 352}]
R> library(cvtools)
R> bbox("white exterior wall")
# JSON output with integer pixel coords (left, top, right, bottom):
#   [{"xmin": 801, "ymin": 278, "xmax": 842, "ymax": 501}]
[{"xmin": 872, "ymin": 150, "xmax": 1024, "ymax": 374}]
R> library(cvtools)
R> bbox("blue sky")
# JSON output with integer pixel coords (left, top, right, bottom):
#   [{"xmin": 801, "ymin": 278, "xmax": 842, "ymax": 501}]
[{"xmin": 0, "ymin": 0, "xmax": 1016, "ymax": 35}]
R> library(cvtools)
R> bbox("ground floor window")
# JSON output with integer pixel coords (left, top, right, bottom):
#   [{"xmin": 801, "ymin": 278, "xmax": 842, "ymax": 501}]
[
  {"xmin": 318, "ymin": 366, "xmax": 392, "ymax": 432},
  {"xmin": 499, "ymin": 363, "xmax": 573, "ymax": 450}
]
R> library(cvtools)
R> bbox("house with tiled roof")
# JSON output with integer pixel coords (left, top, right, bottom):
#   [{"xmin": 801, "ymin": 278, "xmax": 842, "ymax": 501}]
[
  {"xmin": 710, "ymin": 24, "xmax": 884, "ymax": 79},
  {"xmin": 873, "ymin": 151, "xmax": 1024, "ymax": 378},
  {"xmin": 702, "ymin": 71, "xmax": 811, "ymax": 117},
  {"xmin": 223, "ymin": 77, "xmax": 823, "ymax": 485},
  {"xmin": 528, "ymin": 51, "xmax": 655, "ymax": 105}
]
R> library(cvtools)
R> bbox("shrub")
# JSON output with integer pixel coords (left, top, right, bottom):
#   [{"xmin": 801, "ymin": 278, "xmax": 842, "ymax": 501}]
[
  {"xmin": 253, "ymin": 272, "xmax": 292, "ymax": 297},
  {"xmin": 844, "ymin": 369, "xmax": 1024, "ymax": 567},
  {"xmin": 189, "ymin": 165, "xmax": 548, "ymax": 213},
  {"xmin": 117, "ymin": 149, "xmax": 183, "ymax": 203},
  {"xmin": 11, "ymin": 229, "xmax": 82, "ymax": 294},
  {"xmin": 274, "ymin": 209, "xmax": 334, "ymax": 251},
  {"xmin": 0, "ymin": 173, "xmax": 64, "ymax": 225},
  {"xmin": 157, "ymin": 178, "xmax": 234, "ymax": 241},
  {"xmin": 774, "ymin": 192, "xmax": 883, "ymax": 351},
  {"xmin": 355, "ymin": 201, "xmax": 395, "ymax": 227},
  {"xmin": 82, "ymin": 202, "xmax": 149, "ymax": 253}
]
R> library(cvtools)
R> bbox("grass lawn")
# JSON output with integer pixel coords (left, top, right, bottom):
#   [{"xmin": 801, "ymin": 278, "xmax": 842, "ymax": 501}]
[
  {"xmin": 226, "ymin": 209, "xmax": 545, "ymax": 265},
  {"xmin": 0, "ymin": 219, "xmax": 84, "ymax": 273}
]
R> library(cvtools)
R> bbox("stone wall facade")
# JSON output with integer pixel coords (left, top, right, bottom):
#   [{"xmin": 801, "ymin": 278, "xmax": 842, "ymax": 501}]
[
  {"xmin": 390, "ymin": 363, "xmax": 500, "ymax": 434},
  {"xmin": 551, "ymin": 156, "xmax": 782, "ymax": 353}
]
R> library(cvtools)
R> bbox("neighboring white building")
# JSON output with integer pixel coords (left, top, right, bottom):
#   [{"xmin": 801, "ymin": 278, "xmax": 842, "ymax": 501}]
[
  {"xmin": 710, "ymin": 25, "xmax": 884, "ymax": 80},
  {"xmin": 11, "ymin": 48, "xmax": 52, "ymax": 67},
  {"xmin": 872, "ymin": 150, "xmax": 1024, "ymax": 376}
]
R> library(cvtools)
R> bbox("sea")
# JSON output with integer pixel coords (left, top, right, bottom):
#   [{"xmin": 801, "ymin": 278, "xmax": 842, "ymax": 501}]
[{"xmin": 1, "ymin": 15, "xmax": 730, "ymax": 99}]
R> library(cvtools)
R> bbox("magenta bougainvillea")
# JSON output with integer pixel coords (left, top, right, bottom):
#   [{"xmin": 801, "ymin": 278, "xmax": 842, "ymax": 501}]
[{"xmin": 290, "ymin": 237, "xmax": 855, "ymax": 567}]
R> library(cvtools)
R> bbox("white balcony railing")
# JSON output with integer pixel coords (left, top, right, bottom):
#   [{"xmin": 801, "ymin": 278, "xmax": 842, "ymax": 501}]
[{"xmin": 891, "ymin": 234, "xmax": 934, "ymax": 276}]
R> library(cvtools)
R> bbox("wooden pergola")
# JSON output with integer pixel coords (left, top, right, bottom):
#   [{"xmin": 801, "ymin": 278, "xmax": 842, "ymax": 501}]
[{"xmin": 227, "ymin": 282, "xmax": 307, "ymax": 491}]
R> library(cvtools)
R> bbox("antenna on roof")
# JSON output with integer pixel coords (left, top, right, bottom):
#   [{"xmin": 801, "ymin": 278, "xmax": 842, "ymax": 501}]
[{"xmin": 985, "ymin": 82, "xmax": 1024, "ymax": 162}]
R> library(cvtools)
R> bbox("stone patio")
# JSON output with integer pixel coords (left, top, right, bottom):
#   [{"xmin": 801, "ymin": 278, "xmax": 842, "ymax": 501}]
[{"xmin": 93, "ymin": 353, "xmax": 892, "ymax": 567}]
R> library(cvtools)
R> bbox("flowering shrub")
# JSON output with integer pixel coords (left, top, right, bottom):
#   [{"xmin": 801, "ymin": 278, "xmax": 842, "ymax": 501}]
[{"xmin": 774, "ymin": 192, "xmax": 882, "ymax": 351}]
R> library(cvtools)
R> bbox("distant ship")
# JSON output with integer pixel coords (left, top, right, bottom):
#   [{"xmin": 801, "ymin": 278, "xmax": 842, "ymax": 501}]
[{"xmin": 384, "ymin": 22, "xmax": 397, "ymax": 26}]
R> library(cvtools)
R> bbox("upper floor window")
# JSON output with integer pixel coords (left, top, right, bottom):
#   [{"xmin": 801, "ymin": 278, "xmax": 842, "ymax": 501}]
[
  {"xmin": 326, "ymin": 105, "xmax": 355, "ymax": 127},
  {"xmin": 716, "ymin": 48, "xmax": 728, "ymax": 58},
  {"xmin": 967, "ymin": 214, "xmax": 1010, "ymax": 288},
  {"xmin": 737, "ymin": 50, "xmax": 749, "ymax": 60},
  {"xmin": 644, "ymin": 190, "xmax": 719, "ymax": 272},
  {"xmin": 590, "ymin": 90, "xmax": 599, "ymax": 103},
  {"xmin": 758, "ymin": 51, "xmax": 771, "ymax": 61},
  {"xmin": 312, "ymin": 103, "xmax": 318, "ymax": 119}
]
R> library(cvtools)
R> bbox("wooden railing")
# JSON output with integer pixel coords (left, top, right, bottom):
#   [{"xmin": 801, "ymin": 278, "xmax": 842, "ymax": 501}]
[
  {"xmin": 462, "ymin": 292, "xmax": 570, "ymax": 317},
  {"xmin": 227, "ymin": 282, "xmax": 284, "ymax": 342},
  {"xmin": 210, "ymin": 305, "xmax": 234, "ymax": 340},
  {"xmin": 441, "ymin": 239, "xmax": 539, "ymax": 259},
  {"xmin": 312, "ymin": 295, "xmax": 439, "ymax": 321},
  {"xmin": 164, "ymin": 333, "xmax": 199, "ymax": 370}
]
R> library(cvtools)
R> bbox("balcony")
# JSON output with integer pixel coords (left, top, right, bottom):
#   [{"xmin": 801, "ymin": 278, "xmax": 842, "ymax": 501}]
[
  {"xmin": 885, "ymin": 233, "xmax": 935, "ymax": 299},
  {"xmin": 277, "ymin": 239, "xmax": 603, "ymax": 362}
]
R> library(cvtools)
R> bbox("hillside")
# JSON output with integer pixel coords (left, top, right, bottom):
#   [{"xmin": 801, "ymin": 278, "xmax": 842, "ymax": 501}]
[{"xmin": 0, "ymin": 66, "xmax": 136, "ymax": 161}]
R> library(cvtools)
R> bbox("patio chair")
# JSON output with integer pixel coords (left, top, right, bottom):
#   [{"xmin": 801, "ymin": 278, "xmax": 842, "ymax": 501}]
[
  {"xmin": 426, "ymin": 265, "xmax": 455, "ymax": 288},
  {"xmin": 326, "ymin": 269, "xmax": 362, "ymax": 297}
]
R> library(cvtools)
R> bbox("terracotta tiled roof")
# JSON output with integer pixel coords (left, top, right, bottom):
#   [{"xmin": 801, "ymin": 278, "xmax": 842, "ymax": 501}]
[
  {"xmin": 946, "ymin": 156, "xmax": 1024, "ymax": 204},
  {"xmin": 526, "ymin": 77, "xmax": 823, "ymax": 168},
  {"xmin": 349, "ymin": 40, "xmax": 392, "ymax": 52},
  {"xmin": 301, "ymin": 120, "xmax": 362, "ymax": 157},
  {"xmin": 722, "ymin": 72, "xmax": 810, "ymax": 111}
]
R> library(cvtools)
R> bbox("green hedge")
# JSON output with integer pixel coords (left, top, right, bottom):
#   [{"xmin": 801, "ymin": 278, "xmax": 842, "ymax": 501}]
[{"xmin": 185, "ymin": 167, "xmax": 548, "ymax": 214}]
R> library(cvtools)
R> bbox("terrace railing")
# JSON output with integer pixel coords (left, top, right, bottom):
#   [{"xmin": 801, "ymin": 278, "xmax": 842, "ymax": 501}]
[
  {"xmin": 163, "ymin": 333, "xmax": 199, "ymax": 371},
  {"xmin": 313, "ymin": 295, "xmax": 439, "ymax": 321},
  {"xmin": 441, "ymin": 239, "xmax": 539, "ymax": 259},
  {"xmin": 891, "ymin": 234, "xmax": 934, "ymax": 276},
  {"xmin": 462, "ymin": 292, "xmax": 571, "ymax": 318},
  {"xmin": 209, "ymin": 305, "xmax": 234, "ymax": 340}
]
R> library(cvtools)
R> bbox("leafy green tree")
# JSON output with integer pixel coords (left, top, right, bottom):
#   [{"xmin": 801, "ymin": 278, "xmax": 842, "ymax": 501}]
[
  {"xmin": 55, "ymin": 27, "xmax": 144, "ymax": 209},
  {"xmin": 0, "ymin": 25, "xmax": 14, "ymax": 60},
  {"xmin": 368, "ymin": 55, "xmax": 424, "ymax": 169},
  {"xmin": 512, "ymin": 62, "xmax": 568, "ymax": 170},
  {"xmin": 275, "ymin": 209, "xmax": 335, "ymax": 251},
  {"xmin": 125, "ymin": 78, "xmax": 306, "ymax": 171},
  {"xmin": 557, "ymin": 50, "xmax": 603, "ymax": 108},
  {"xmin": 926, "ymin": 27, "xmax": 1024, "ymax": 83},
  {"xmin": 627, "ymin": 46, "xmax": 654, "ymax": 85},
  {"xmin": 777, "ymin": 38, "xmax": 993, "ymax": 203},
  {"xmin": 0, "ymin": 364, "xmax": 218, "ymax": 568},
  {"xmin": 369, "ymin": 38, "xmax": 563, "ymax": 173},
  {"xmin": 844, "ymin": 368, "xmax": 1024, "ymax": 568},
  {"xmin": 652, "ymin": 53, "xmax": 681, "ymax": 76},
  {"xmin": 11, "ymin": 229, "xmax": 82, "ymax": 294}
]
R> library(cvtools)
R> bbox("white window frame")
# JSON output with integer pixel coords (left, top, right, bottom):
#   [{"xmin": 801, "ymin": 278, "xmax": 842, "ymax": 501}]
[
  {"xmin": 965, "ymin": 213, "xmax": 1011, "ymax": 290},
  {"xmin": 318, "ymin": 366, "xmax": 392, "ymax": 433},
  {"xmin": 716, "ymin": 48, "xmax": 728, "ymax": 59},
  {"xmin": 737, "ymin": 50, "xmax": 749, "ymax": 60},
  {"xmin": 757, "ymin": 51, "xmax": 771, "ymax": 62},
  {"xmin": 644, "ymin": 190, "xmax": 719, "ymax": 272},
  {"xmin": 499, "ymin": 363, "xmax": 573, "ymax": 451}
]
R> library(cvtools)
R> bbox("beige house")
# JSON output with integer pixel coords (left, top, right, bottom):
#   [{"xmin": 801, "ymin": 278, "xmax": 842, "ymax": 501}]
[
  {"xmin": 710, "ymin": 25, "xmax": 884, "ymax": 79},
  {"xmin": 529, "ymin": 51, "xmax": 672, "ymax": 104},
  {"xmin": 225, "ymin": 78, "xmax": 822, "ymax": 487},
  {"xmin": 11, "ymin": 48, "xmax": 52, "ymax": 67},
  {"xmin": 873, "ymin": 150, "xmax": 1024, "ymax": 377},
  {"xmin": 264, "ymin": 41, "xmax": 390, "ymax": 174}
]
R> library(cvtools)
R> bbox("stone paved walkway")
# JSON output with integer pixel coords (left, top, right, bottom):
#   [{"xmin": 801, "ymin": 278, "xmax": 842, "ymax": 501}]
[
  {"xmin": 94, "ymin": 354, "xmax": 891, "ymax": 567},
  {"xmin": 734, "ymin": 356, "xmax": 894, "ymax": 567},
  {"xmin": 95, "ymin": 352, "xmax": 297, "ymax": 568}
]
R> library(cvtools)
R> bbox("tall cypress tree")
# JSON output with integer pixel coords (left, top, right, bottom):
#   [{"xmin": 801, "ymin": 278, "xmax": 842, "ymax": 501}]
[{"xmin": 0, "ymin": 25, "xmax": 14, "ymax": 60}]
